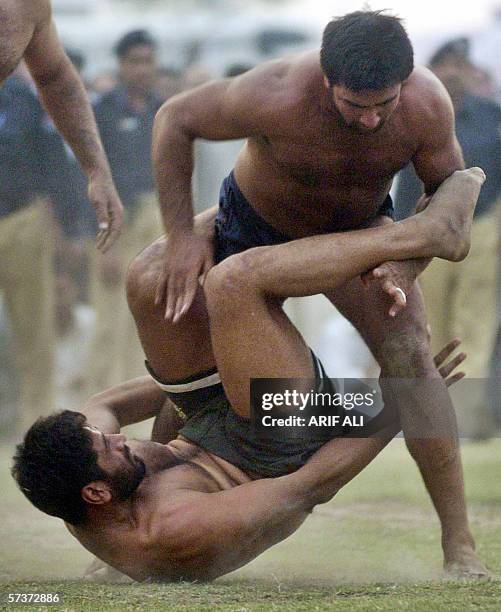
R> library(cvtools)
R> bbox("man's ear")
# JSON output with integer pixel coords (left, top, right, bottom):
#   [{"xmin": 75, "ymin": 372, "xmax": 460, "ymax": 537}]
[
  {"xmin": 323, "ymin": 75, "xmax": 330, "ymax": 89},
  {"xmin": 82, "ymin": 481, "xmax": 112, "ymax": 505}
]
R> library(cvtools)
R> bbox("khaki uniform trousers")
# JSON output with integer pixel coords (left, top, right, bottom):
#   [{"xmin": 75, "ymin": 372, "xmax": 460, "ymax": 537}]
[
  {"xmin": 86, "ymin": 193, "xmax": 162, "ymax": 394},
  {"xmin": 0, "ymin": 201, "xmax": 55, "ymax": 431},
  {"xmin": 420, "ymin": 206, "xmax": 500, "ymax": 437}
]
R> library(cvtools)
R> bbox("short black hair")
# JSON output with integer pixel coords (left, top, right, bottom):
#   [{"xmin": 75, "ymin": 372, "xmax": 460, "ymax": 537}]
[
  {"xmin": 114, "ymin": 29, "xmax": 156, "ymax": 59},
  {"xmin": 429, "ymin": 38, "xmax": 470, "ymax": 68},
  {"xmin": 11, "ymin": 411, "xmax": 106, "ymax": 525},
  {"xmin": 320, "ymin": 10, "xmax": 414, "ymax": 91}
]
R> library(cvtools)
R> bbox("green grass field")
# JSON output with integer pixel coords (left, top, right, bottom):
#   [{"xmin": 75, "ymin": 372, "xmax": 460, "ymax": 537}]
[{"xmin": 1, "ymin": 436, "xmax": 500, "ymax": 611}]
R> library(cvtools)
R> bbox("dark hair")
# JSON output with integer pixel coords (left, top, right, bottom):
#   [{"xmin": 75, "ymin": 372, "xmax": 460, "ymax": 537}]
[
  {"xmin": 114, "ymin": 29, "xmax": 156, "ymax": 59},
  {"xmin": 429, "ymin": 37, "xmax": 470, "ymax": 68},
  {"xmin": 320, "ymin": 10, "xmax": 414, "ymax": 91},
  {"xmin": 11, "ymin": 411, "xmax": 106, "ymax": 525}
]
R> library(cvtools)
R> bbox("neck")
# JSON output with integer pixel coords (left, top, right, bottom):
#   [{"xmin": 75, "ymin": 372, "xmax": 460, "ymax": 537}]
[
  {"xmin": 125, "ymin": 86, "xmax": 150, "ymax": 111},
  {"xmin": 84, "ymin": 495, "xmax": 139, "ymax": 531}
]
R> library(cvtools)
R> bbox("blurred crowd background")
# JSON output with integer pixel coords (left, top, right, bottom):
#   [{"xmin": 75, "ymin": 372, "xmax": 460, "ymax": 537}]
[{"xmin": 1, "ymin": 0, "xmax": 500, "ymax": 440}]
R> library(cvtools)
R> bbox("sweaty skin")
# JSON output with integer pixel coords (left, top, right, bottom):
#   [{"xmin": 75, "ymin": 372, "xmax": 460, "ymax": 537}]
[
  {"xmin": 152, "ymin": 51, "xmax": 486, "ymax": 579},
  {"xmin": 153, "ymin": 51, "xmax": 462, "ymax": 318},
  {"xmin": 68, "ymin": 171, "xmax": 483, "ymax": 583},
  {"xmin": 0, "ymin": 0, "xmax": 123, "ymax": 250}
]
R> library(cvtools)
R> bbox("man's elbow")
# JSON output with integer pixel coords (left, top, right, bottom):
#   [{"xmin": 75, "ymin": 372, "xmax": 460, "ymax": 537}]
[{"xmin": 153, "ymin": 96, "xmax": 196, "ymax": 146}]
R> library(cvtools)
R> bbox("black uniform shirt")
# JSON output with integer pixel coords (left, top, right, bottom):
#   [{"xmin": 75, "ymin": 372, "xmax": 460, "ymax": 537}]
[
  {"xmin": 93, "ymin": 86, "xmax": 162, "ymax": 215},
  {"xmin": 0, "ymin": 76, "xmax": 46, "ymax": 217}
]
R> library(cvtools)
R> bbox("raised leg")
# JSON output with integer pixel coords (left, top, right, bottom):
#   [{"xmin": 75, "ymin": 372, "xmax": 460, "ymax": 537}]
[{"xmin": 203, "ymin": 168, "xmax": 484, "ymax": 417}]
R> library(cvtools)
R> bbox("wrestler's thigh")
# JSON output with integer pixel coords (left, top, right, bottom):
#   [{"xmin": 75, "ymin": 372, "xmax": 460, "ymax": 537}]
[
  {"xmin": 126, "ymin": 209, "xmax": 218, "ymax": 381},
  {"xmin": 324, "ymin": 277, "xmax": 434, "ymax": 375}
]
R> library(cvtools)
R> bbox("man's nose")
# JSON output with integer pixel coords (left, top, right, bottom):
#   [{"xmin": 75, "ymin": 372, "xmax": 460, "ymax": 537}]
[{"xmin": 359, "ymin": 111, "xmax": 380, "ymax": 129}]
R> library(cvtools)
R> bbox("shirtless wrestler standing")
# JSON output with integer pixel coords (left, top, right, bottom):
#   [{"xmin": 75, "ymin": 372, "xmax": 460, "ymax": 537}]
[
  {"xmin": 1, "ymin": 0, "xmax": 123, "ymax": 247},
  {"xmin": 151, "ymin": 11, "xmax": 486, "ymax": 576},
  {"xmin": 13, "ymin": 168, "xmax": 486, "ymax": 581}
]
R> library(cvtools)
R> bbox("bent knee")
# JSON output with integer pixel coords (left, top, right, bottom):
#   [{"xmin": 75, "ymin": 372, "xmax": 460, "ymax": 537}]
[
  {"xmin": 204, "ymin": 250, "xmax": 261, "ymax": 308},
  {"xmin": 126, "ymin": 238, "xmax": 166, "ymax": 315},
  {"xmin": 379, "ymin": 329, "xmax": 437, "ymax": 377}
]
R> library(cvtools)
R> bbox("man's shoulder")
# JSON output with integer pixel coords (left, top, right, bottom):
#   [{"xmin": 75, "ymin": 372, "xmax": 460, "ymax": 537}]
[
  {"xmin": 400, "ymin": 66, "xmax": 453, "ymax": 127},
  {"xmin": 237, "ymin": 51, "xmax": 322, "ymax": 117},
  {"xmin": 140, "ymin": 488, "xmax": 215, "ymax": 581}
]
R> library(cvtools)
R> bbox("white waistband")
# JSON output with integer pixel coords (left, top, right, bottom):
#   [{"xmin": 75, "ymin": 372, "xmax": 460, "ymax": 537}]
[{"xmin": 151, "ymin": 370, "xmax": 222, "ymax": 393}]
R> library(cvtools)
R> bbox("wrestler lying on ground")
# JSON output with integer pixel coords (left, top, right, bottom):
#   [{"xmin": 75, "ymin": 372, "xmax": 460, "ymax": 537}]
[{"xmin": 12, "ymin": 168, "xmax": 487, "ymax": 582}]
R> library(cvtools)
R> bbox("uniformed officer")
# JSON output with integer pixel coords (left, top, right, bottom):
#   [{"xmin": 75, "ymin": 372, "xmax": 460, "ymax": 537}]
[
  {"xmin": 0, "ymin": 69, "xmax": 55, "ymax": 429},
  {"xmin": 87, "ymin": 30, "xmax": 163, "ymax": 393}
]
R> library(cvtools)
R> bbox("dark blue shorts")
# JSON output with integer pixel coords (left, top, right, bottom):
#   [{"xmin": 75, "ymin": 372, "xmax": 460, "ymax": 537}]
[{"xmin": 214, "ymin": 171, "xmax": 395, "ymax": 264}]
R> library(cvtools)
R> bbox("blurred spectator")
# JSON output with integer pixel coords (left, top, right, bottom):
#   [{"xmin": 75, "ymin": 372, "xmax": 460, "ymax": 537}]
[
  {"xmin": 394, "ymin": 42, "xmax": 501, "ymax": 439},
  {"xmin": 0, "ymin": 68, "xmax": 56, "ymax": 431},
  {"xmin": 429, "ymin": 37, "xmax": 497, "ymax": 100},
  {"xmin": 155, "ymin": 66, "xmax": 183, "ymax": 101},
  {"xmin": 183, "ymin": 62, "xmax": 214, "ymax": 89},
  {"xmin": 0, "ymin": 297, "xmax": 18, "ymax": 431},
  {"xmin": 86, "ymin": 30, "xmax": 163, "ymax": 394},
  {"xmin": 89, "ymin": 72, "xmax": 118, "ymax": 99},
  {"xmin": 54, "ymin": 264, "xmax": 95, "ymax": 411}
]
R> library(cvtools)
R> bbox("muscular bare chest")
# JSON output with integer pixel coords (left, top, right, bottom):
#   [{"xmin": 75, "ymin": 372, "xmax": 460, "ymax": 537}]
[
  {"xmin": 0, "ymin": 3, "xmax": 35, "ymax": 84},
  {"xmin": 266, "ymin": 117, "xmax": 416, "ymax": 188}
]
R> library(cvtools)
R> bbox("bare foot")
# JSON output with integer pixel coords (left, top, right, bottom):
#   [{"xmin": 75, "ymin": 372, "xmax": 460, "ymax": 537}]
[
  {"xmin": 418, "ymin": 167, "xmax": 486, "ymax": 262},
  {"xmin": 443, "ymin": 546, "xmax": 490, "ymax": 580}
]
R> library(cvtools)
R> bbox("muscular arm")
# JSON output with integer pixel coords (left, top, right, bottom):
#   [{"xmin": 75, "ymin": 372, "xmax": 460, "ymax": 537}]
[
  {"xmin": 156, "ymin": 423, "xmax": 398, "ymax": 581},
  {"xmin": 411, "ymin": 76, "xmax": 464, "ymax": 195},
  {"xmin": 23, "ymin": 1, "xmax": 123, "ymax": 249},
  {"xmin": 82, "ymin": 377, "xmax": 185, "ymax": 473},
  {"xmin": 82, "ymin": 377, "xmax": 168, "ymax": 433},
  {"xmin": 153, "ymin": 64, "xmax": 279, "ymax": 232},
  {"xmin": 152, "ymin": 62, "xmax": 283, "ymax": 319}
]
